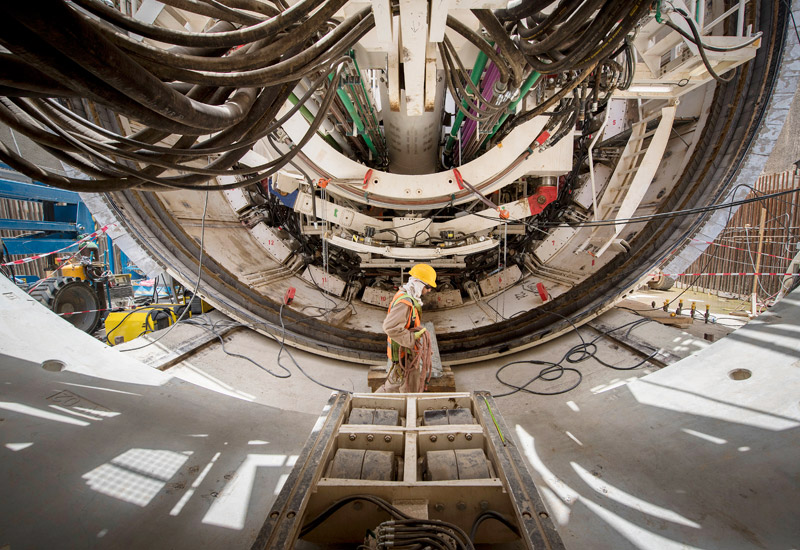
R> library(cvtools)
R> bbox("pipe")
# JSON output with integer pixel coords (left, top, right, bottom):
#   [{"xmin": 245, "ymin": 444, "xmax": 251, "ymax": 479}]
[
  {"xmin": 444, "ymin": 50, "xmax": 488, "ymax": 154},
  {"xmin": 329, "ymin": 74, "xmax": 380, "ymax": 160},
  {"xmin": 478, "ymin": 70, "xmax": 541, "ymax": 150},
  {"xmin": 287, "ymin": 92, "xmax": 341, "ymax": 152}
]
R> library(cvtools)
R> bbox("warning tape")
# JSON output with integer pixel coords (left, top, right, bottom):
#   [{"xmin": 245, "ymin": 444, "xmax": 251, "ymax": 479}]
[
  {"xmin": 653, "ymin": 272, "xmax": 800, "ymax": 277},
  {"xmin": 1, "ymin": 225, "xmax": 114, "ymax": 266},
  {"xmin": 689, "ymin": 239, "xmax": 794, "ymax": 261}
]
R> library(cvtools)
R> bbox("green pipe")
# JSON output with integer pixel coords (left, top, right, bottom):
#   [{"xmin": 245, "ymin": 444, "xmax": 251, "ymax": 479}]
[
  {"xmin": 479, "ymin": 71, "xmax": 542, "ymax": 150},
  {"xmin": 444, "ymin": 50, "xmax": 489, "ymax": 155},
  {"xmin": 350, "ymin": 51, "xmax": 382, "ymax": 133},
  {"xmin": 288, "ymin": 92, "xmax": 341, "ymax": 152},
  {"xmin": 329, "ymin": 74, "xmax": 379, "ymax": 160}
]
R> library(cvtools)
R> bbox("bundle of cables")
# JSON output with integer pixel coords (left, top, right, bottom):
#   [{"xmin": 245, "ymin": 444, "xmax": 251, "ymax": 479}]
[
  {"xmin": 0, "ymin": 0, "xmax": 542, "ymax": 193},
  {"xmin": 0, "ymin": 0, "xmax": 374, "ymax": 192},
  {"xmin": 298, "ymin": 495, "xmax": 479, "ymax": 549}
]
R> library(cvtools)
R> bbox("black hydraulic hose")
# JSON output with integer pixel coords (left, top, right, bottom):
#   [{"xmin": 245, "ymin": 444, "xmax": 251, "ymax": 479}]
[
  {"xmin": 136, "ymin": 7, "xmax": 372, "ymax": 87},
  {"xmin": 446, "ymin": 15, "xmax": 512, "ymax": 87},
  {"xmin": 103, "ymin": 0, "xmax": 345, "ymax": 73},
  {"xmin": 213, "ymin": 0, "xmax": 280, "ymax": 17},
  {"xmin": 0, "ymin": 141, "xmax": 139, "ymax": 192},
  {"xmin": 0, "ymin": 100, "xmax": 80, "ymax": 153},
  {"xmin": 0, "ymin": 53, "xmax": 80, "ymax": 98},
  {"xmin": 664, "ymin": 14, "xmax": 736, "ymax": 83},
  {"xmin": 438, "ymin": 42, "xmax": 506, "ymax": 122},
  {"xmin": 517, "ymin": 0, "xmax": 583, "ymax": 40},
  {"xmin": 0, "ymin": 17, "xmax": 208, "ymax": 136},
  {"xmin": 518, "ymin": 0, "xmax": 631, "ymax": 71},
  {"xmin": 471, "ymin": 9, "xmax": 526, "ymax": 87},
  {"xmin": 14, "ymin": 64, "xmax": 336, "ymax": 192},
  {"xmin": 519, "ymin": 0, "xmax": 606, "ymax": 56},
  {"xmin": 40, "ymin": 69, "xmax": 330, "ymax": 157},
  {"xmin": 495, "ymin": 0, "xmax": 555, "ymax": 22},
  {"xmin": 522, "ymin": 0, "xmax": 648, "ymax": 73},
  {"xmin": 505, "ymin": 62, "xmax": 598, "ymax": 132},
  {"xmin": 159, "ymin": 0, "xmax": 265, "ymax": 25},
  {"xmin": 70, "ymin": 0, "xmax": 331, "ymax": 49},
  {"xmin": 10, "ymin": 2, "xmax": 260, "ymax": 132}
]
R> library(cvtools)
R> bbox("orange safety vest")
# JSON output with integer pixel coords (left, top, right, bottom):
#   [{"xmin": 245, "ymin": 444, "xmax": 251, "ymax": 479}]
[{"xmin": 386, "ymin": 290, "xmax": 421, "ymax": 361}]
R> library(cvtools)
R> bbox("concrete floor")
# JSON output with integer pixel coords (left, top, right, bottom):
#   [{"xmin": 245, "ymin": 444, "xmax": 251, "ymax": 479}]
[{"xmin": 2, "ymin": 276, "xmax": 800, "ymax": 549}]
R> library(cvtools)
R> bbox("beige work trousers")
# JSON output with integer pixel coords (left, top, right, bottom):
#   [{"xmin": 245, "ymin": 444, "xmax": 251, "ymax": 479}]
[{"xmin": 376, "ymin": 360, "xmax": 421, "ymax": 393}]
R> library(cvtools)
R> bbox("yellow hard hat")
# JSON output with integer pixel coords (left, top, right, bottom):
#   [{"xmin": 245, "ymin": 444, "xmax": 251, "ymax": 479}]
[{"xmin": 409, "ymin": 264, "xmax": 437, "ymax": 288}]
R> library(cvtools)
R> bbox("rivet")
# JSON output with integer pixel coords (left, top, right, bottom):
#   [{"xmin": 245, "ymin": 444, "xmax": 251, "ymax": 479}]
[
  {"xmin": 465, "ymin": 433, "xmax": 473, "ymax": 441},
  {"xmin": 384, "ymin": 435, "xmax": 392, "ymax": 443},
  {"xmin": 349, "ymin": 433, "xmax": 357, "ymax": 441},
  {"xmin": 434, "ymin": 503, "xmax": 445, "ymax": 512},
  {"xmin": 447, "ymin": 434, "xmax": 455, "ymax": 442},
  {"xmin": 430, "ymin": 435, "xmax": 437, "ymax": 442},
  {"xmin": 457, "ymin": 501, "xmax": 467, "ymax": 511},
  {"xmin": 367, "ymin": 434, "xmax": 374, "ymax": 442}
]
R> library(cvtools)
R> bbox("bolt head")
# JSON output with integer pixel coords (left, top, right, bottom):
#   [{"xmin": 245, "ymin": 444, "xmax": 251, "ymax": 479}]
[
  {"xmin": 349, "ymin": 433, "xmax": 357, "ymax": 441},
  {"xmin": 457, "ymin": 501, "xmax": 467, "ymax": 511},
  {"xmin": 447, "ymin": 434, "xmax": 455, "ymax": 442},
  {"xmin": 367, "ymin": 434, "xmax": 374, "ymax": 442},
  {"xmin": 537, "ymin": 195, "xmax": 547, "ymax": 204},
  {"xmin": 430, "ymin": 435, "xmax": 437, "ymax": 442},
  {"xmin": 384, "ymin": 435, "xmax": 392, "ymax": 443},
  {"xmin": 465, "ymin": 433, "xmax": 473, "ymax": 441},
  {"xmin": 434, "ymin": 503, "xmax": 445, "ymax": 512}
]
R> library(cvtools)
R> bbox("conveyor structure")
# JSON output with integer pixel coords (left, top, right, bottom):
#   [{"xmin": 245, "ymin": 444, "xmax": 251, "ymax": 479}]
[{"xmin": 252, "ymin": 391, "xmax": 565, "ymax": 549}]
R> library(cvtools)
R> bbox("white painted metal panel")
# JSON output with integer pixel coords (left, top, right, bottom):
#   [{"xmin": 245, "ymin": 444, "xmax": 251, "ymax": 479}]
[
  {"xmin": 478, "ymin": 265, "xmax": 522, "ymax": 296},
  {"xmin": 302, "ymin": 265, "xmax": 347, "ymax": 296},
  {"xmin": 362, "ymin": 286, "xmax": 396, "ymax": 308},
  {"xmin": 223, "ymin": 189, "xmax": 251, "ymax": 213},
  {"xmin": 425, "ymin": 288, "xmax": 463, "ymax": 309},
  {"xmin": 251, "ymin": 224, "xmax": 296, "ymax": 263},
  {"xmin": 399, "ymin": 0, "xmax": 427, "ymax": 117},
  {"xmin": 534, "ymin": 225, "xmax": 577, "ymax": 264}
]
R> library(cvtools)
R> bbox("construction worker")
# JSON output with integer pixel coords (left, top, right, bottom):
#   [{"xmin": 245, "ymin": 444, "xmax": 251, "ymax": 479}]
[{"xmin": 378, "ymin": 263, "xmax": 437, "ymax": 393}]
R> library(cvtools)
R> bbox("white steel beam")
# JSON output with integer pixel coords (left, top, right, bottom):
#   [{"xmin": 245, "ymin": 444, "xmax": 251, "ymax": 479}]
[
  {"xmin": 399, "ymin": 0, "xmax": 428, "ymax": 116},
  {"xmin": 371, "ymin": 0, "xmax": 393, "ymax": 48},
  {"xmin": 325, "ymin": 233, "xmax": 497, "ymax": 259}
]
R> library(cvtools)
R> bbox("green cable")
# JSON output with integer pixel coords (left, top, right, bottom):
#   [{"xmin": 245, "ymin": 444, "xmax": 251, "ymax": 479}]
[
  {"xmin": 444, "ymin": 50, "xmax": 489, "ymax": 154},
  {"xmin": 328, "ymin": 74, "xmax": 380, "ymax": 160},
  {"xmin": 483, "ymin": 395, "xmax": 506, "ymax": 446},
  {"xmin": 350, "ymin": 51, "xmax": 383, "ymax": 135},
  {"xmin": 479, "ymin": 70, "xmax": 542, "ymax": 150},
  {"xmin": 287, "ymin": 92, "xmax": 341, "ymax": 152}
]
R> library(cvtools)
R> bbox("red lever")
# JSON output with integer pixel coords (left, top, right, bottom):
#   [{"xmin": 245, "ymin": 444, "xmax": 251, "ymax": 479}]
[
  {"xmin": 284, "ymin": 287, "xmax": 296, "ymax": 305},
  {"xmin": 452, "ymin": 168, "xmax": 465, "ymax": 190},
  {"xmin": 362, "ymin": 169, "xmax": 374, "ymax": 190}
]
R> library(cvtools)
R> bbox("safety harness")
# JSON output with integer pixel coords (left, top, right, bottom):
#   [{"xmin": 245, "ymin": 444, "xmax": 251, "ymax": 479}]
[{"xmin": 386, "ymin": 289, "xmax": 421, "ymax": 362}]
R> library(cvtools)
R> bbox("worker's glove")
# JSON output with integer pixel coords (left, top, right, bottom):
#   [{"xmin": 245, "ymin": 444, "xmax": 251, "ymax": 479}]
[{"xmin": 414, "ymin": 327, "xmax": 427, "ymax": 340}]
